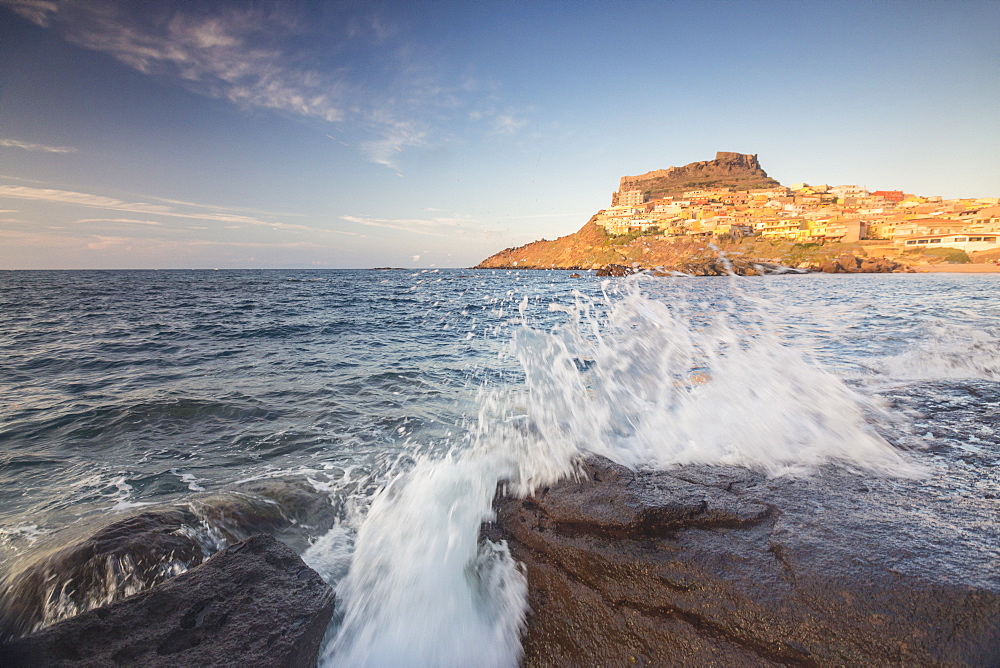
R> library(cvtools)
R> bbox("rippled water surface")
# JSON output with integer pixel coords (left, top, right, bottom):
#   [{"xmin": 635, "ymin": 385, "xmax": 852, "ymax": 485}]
[{"xmin": 1, "ymin": 269, "xmax": 998, "ymax": 664}]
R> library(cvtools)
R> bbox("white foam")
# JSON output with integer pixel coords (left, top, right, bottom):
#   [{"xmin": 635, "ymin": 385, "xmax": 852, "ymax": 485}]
[
  {"xmin": 877, "ymin": 324, "xmax": 1000, "ymax": 381},
  {"xmin": 321, "ymin": 455, "xmax": 526, "ymax": 667},
  {"xmin": 315, "ymin": 274, "xmax": 925, "ymax": 666},
  {"xmin": 498, "ymin": 278, "xmax": 923, "ymax": 479}
]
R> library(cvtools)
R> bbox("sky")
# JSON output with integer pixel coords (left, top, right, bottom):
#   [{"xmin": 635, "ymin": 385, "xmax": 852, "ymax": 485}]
[{"xmin": 1, "ymin": 0, "xmax": 998, "ymax": 269}]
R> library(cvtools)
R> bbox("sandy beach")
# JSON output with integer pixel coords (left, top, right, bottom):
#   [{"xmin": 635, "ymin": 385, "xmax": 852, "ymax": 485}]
[{"xmin": 912, "ymin": 263, "xmax": 1000, "ymax": 273}]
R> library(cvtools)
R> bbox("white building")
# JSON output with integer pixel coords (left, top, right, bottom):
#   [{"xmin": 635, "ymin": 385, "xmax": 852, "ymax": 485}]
[{"xmin": 896, "ymin": 233, "xmax": 999, "ymax": 252}]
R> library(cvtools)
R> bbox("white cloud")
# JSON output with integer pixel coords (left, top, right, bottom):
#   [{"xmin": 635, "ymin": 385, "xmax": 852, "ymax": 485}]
[
  {"xmin": 0, "ymin": 138, "xmax": 77, "ymax": 153},
  {"xmin": 493, "ymin": 114, "xmax": 528, "ymax": 135},
  {"xmin": 0, "ymin": 0, "xmax": 59, "ymax": 26},
  {"xmin": 341, "ymin": 213, "xmax": 485, "ymax": 237},
  {"xmin": 0, "ymin": 184, "xmax": 363, "ymax": 236},
  {"xmin": 360, "ymin": 112, "xmax": 427, "ymax": 171},
  {"xmin": 86, "ymin": 235, "xmax": 131, "ymax": 250},
  {"xmin": 74, "ymin": 217, "xmax": 162, "ymax": 226},
  {"xmin": 1, "ymin": 1, "xmax": 528, "ymax": 171},
  {"xmin": 30, "ymin": 2, "xmax": 349, "ymax": 124}
]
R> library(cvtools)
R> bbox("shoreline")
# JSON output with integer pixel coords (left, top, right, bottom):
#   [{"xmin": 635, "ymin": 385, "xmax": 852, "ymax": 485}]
[
  {"xmin": 911, "ymin": 263, "xmax": 1000, "ymax": 273},
  {"xmin": 473, "ymin": 263, "xmax": 1000, "ymax": 275}
]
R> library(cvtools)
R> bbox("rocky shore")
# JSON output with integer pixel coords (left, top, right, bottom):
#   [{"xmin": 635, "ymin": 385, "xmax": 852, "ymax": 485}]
[
  {"xmin": 487, "ymin": 456, "xmax": 1000, "ymax": 666},
  {"xmin": 0, "ymin": 534, "xmax": 334, "ymax": 666},
  {"xmin": 582, "ymin": 252, "xmax": 909, "ymax": 277},
  {"xmin": 4, "ymin": 457, "xmax": 996, "ymax": 665},
  {"xmin": 475, "ymin": 220, "xmax": 921, "ymax": 275}
]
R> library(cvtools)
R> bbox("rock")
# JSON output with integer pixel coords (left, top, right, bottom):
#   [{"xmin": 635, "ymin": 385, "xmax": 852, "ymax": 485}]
[
  {"xmin": 488, "ymin": 456, "xmax": 1000, "ymax": 666},
  {"xmin": 569, "ymin": 273, "xmax": 582, "ymax": 278},
  {"xmin": 1, "ymin": 477, "xmax": 336, "ymax": 640},
  {"xmin": 0, "ymin": 534, "xmax": 335, "ymax": 667},
  {"xmin": 616, "ymin": 152, "xmax": 781, "ymax": 202},
  {"xmin": 0, "ymin": 508, "xmax": 212, "ymax": 640},
  {"xmin": 596, "ymin": 264, "xmax": 639, "ymax": 277},
  {"xmin": 836, "ymin": 254, "xmax": 861, "ymax": 273}
]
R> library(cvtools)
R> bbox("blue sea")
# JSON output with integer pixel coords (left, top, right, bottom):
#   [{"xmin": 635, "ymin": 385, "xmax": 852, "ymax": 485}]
[{"xmin": 1, "ymin": 269, "xmax": 998, "ymax": 665}]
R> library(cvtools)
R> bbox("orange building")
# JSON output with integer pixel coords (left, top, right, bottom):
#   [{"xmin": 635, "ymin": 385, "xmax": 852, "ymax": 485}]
[{"xmin": 872, "ymin": 190, "xmax": 904, "ymax": 203}]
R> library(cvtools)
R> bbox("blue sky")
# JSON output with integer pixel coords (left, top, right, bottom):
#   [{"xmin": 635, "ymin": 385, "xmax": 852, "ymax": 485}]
[{"xmin": 1, "ymin": 0, "xmax": 998, "ymax": 269}]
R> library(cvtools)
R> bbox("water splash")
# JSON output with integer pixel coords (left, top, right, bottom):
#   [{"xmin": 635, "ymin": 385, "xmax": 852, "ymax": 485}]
[
  {"xmin": 505, "ymin": 278, "xmax": 923, "ymax": 478},
  {"xmin": 320, "ymin": 455, "xmax": 526, "ymax": 667},
  {"xmin": 317, "ymin": 275, "xmax": 922, "ymax": 667},
  {"xmin": 877, "ymin": 324, "xmax": 1000, "ymax": 381}
]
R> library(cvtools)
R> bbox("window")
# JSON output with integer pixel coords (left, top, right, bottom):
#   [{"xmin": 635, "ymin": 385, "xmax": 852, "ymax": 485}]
[
  {"xmin": 918, "ymin": 239, "xmax": 928, "ymax": 244},
  {"xmin": 955, "ymin": 237, "xmax": 967, "ymax": 242},
  {"xmin": 930, "ymin": 239, "xmax": 941, "ymax": 243},
  {"xmin": 985, "ymin": 237, "xmax": 996, "ymax": 242}
]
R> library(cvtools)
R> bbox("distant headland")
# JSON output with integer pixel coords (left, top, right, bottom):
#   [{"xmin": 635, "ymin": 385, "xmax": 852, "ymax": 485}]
[{"xmin": 476, "ymin": 152, "xmax": 1000, "ymax": 274}]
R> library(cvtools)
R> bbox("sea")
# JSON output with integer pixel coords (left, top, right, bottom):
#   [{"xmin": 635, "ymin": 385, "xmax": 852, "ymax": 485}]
[{"xmin": 0, "ymin": 268, "xmax": 998, "ymax": 666}]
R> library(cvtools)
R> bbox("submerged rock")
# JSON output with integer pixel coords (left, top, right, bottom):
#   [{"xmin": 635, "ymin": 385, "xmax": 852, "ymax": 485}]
[
  {"xmin": 0, "ymin": 534, "xmax": 335, "ymax": 667},
  {"xmin": 488, "ymin": 456, "xmax": 1000, "ymax": 666}
]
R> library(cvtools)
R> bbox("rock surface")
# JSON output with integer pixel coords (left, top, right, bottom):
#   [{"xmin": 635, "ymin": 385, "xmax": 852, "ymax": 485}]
[
  {"xmin": 615, "ymin": 152, "xmax": 781, "ymax": 202},
  {"xmin": 0, "ymin": 534, "xmax": 335, "ymax": 667},
  {"xmin": 488, "ymin": 456, "xmax": 1000, "ymax": 666}
]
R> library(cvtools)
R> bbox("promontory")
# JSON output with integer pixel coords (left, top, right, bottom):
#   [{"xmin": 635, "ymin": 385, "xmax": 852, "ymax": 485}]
[{"xmin": 475, "ymin": 152, "xmax": 1000, "ymax": 274}]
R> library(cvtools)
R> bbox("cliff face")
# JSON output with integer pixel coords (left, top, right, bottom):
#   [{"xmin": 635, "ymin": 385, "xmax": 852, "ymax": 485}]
[{"xmin": 615, "ymin": 151, "xmax": 780, "ymax": 202}]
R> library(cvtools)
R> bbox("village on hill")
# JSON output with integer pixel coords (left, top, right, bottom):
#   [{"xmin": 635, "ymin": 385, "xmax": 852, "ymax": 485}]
[
  {"xmin": 598, "ymin": 183, "xmax": 1000, "ymax": 255},
  {"xmin": 477, "ymin": 153, "xmax": 1000, "ymax": 273}
]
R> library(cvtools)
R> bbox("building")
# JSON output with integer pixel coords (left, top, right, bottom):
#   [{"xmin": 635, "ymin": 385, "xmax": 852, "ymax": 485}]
[
  {"xmin": 615, "ymin": 190, "xmax": 645, "ymax": 206},
  {"xmin": 872, "ymin": 190, "xmax": 904, "ymax": 203},
  {"xmin": 895, "ymin": 233, "xmax": 999, "ymax": 252},
  {"xmin": 893, "ymin": 218, "xmax": 973, "ymax": 240}
]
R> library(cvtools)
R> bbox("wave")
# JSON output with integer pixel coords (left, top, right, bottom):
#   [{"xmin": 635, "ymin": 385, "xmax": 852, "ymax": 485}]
[
  {"xmin": 316, "ymin": 275, "xmax": 923, "ymax": 667},
  {"xmin": 876, "ymin": 324, "xmax": 1000, "ymax": 381}
]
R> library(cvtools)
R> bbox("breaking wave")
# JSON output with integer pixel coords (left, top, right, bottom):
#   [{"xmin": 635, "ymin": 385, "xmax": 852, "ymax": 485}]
[{"xmin": 316, "ymin": 275, "xmax": 922, "ymax": 667}]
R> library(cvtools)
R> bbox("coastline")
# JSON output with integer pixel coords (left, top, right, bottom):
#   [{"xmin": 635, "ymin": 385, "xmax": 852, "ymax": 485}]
[{"xmin": 911, "ymin": 263, "xmax": 1000, "ymax": 273}]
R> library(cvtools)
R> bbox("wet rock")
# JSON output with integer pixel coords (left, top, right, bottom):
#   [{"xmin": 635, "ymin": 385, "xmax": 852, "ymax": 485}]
[
  {"xmin": 0, "ymin": 508, "xmax": 212, "ymax": 640},
  {"xmin": 0, "ymin": 534, "xmax": 335, "ymax": 667},
  {"xmin": 596, "ymin": 264, "xmax": 639, "ymax": 277},
  {"xmin": 488, "ymin": 456, "xmax": 1000, "ymax": 666},
  {"xmin": 0, "ymin": 477, "xmax": 336, "ymax": 640}
]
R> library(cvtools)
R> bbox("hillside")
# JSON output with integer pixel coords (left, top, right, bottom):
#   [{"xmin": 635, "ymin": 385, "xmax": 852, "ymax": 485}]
[{"xmin": 474, "ymin": 219, "xmax": 907, "ymax": 274}]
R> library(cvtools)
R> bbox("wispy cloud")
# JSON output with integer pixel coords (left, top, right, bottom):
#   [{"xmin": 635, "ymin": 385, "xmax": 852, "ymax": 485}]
[
  {"xmin": 492, "ymin": 114, "xmax": 528, "ymax": 135},
  {"xmin": 4, "ymin": 1, "xmax": 348, "ymax": 123},
  {"xmin": 0, "ymin": 138, "xmax": 77, "ymax": 153},
  {"xmin": 360, "ymin": 112, "xmax": 428, "ymax": 171},
  {"xmin": 0, "ymin": 0, "xmax": 529, "ymax": 170},
  {"xmin": 341, "ymin": 213, "xmax": 486, "ymax": 237},
  {"xmin": 0, "ymin": 0, "xmax": 58, "ymax": 26},
  {"xmin": 74, "ymin": 217, "xmax": 162, "ymax": 226},
  {"xmin": 0, "ymin": 184, "xmax": 363, "ymax": 236}
]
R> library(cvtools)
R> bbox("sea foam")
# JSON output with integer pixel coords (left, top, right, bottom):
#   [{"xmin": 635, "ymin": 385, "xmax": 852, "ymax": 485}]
[{"xmin": 315, "ymin": 275, "xmax": 923, "ymax": 667}]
